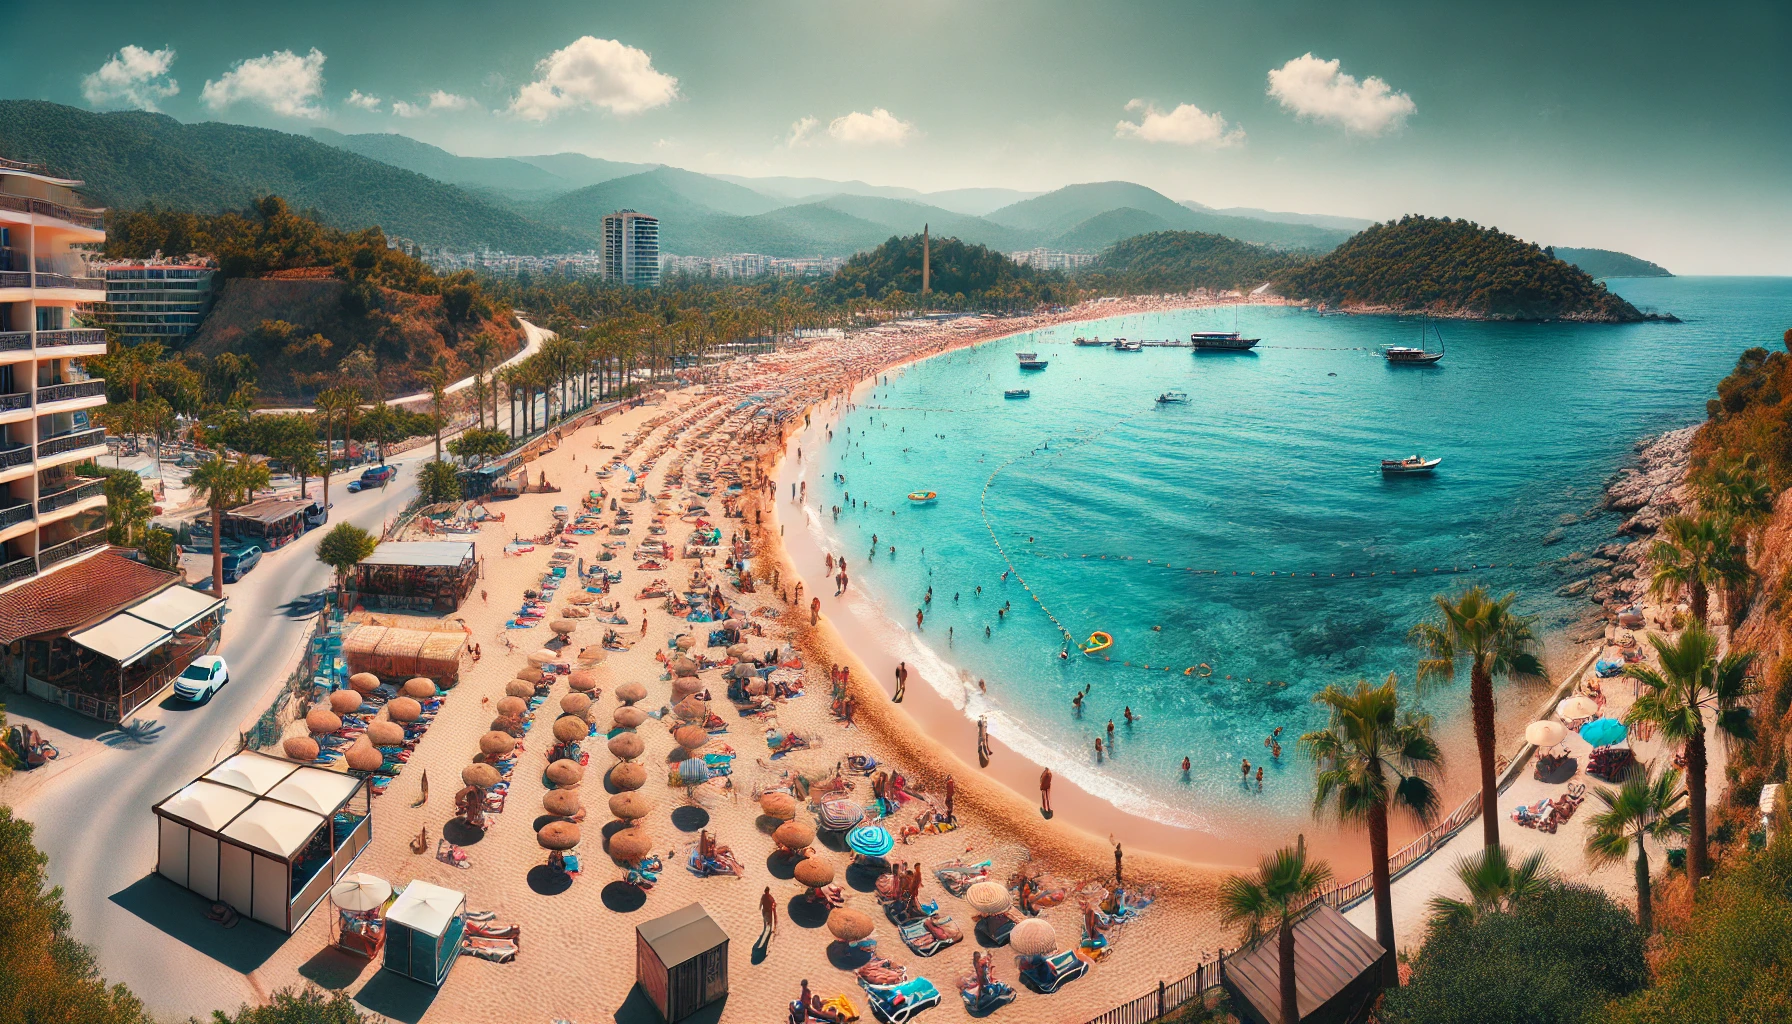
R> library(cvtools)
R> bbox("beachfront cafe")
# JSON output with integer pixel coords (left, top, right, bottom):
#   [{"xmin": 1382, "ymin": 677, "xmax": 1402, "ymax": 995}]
[
  {"xmin": 353, "ymin": 540, "xmax": 478, "ymax": 613},
  {"xmin": 223, "ymin": 496, "xmax": 326, "ymax": 550},
  {"xmin": 152, "ymin": 750, "xmax": 372, "ymax": 933}
]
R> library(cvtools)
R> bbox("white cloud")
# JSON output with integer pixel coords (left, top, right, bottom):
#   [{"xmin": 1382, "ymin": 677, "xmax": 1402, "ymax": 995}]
[
  {"xmin": 786, "ymin": 116, "xmax": 819, "ymax": 147},
  {"xmin": 344, "ymin": 89, "xmax": 381, "ymax": 111},
  {"xmin": 395, "ymin": 90, "xmax": 475, "ymax": 117},
  {"xmin": 510, "ymin": 36, "xmax": 678, "ymax": 120},
  {"xmin": 827, "ymin": 108, "xmax": 914, "ymax": 145},
  {"xmin": 81, "ymin": 45, "xmax": 179, "ymax": 111},
  {"xmin": 201, "ymin": 48, "xmax": 327, "ymax": 119},
  {"xmin": 1266, "ymin": 53, "xmax": 1415, "ymax": 135},
  {"xmin": 1115, "ymin": 99, "xmax": 1244, "ymax": 147}
]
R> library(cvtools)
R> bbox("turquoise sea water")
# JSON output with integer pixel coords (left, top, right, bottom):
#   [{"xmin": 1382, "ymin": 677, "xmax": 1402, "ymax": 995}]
[{"xmin": 809, "ymin": 278, "xmax": 1792, "ymax": 837}]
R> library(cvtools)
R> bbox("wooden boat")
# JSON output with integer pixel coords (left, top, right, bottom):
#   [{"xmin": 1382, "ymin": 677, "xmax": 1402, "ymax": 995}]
[
  {"xmin": 1004, "ymin": 389, "xmax": 1030, "ymax": 399},
  {"xmin": 1080, "ymin": 631, "xmax": 1112, "ymax": 656},
  {"xmin": 1016, "ymin": 352, "xmax": 1049, "ymax": 370},
  {"xmin": 1072, "ymin": 336, "xmax": 1105, "ymax": 346},
  {"xmin": 1155, "ymin": 391, "xmax": 1189, "ymax": 404},
  {"xmin": 1385, "ymin": 325, "xmax": 1445, "ymax": 365},
  {"xmin": 1380, "ymin": 455, "xmax": 1441, "ymax": 475},
  {"xmin": 907, "ymin": 491, "xmax": 938, "ymax": 503}
]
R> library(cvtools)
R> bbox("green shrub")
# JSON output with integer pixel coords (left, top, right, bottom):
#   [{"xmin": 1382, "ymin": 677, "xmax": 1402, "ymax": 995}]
[{"xmin": 204, "ymin": 985, "xmax": 365, "ymax": 1023}]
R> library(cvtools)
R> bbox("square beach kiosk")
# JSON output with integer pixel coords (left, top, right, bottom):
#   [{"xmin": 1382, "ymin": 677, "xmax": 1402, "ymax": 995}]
[
  {"xmin": 382, "ymin": 879, "xmax": 466, "ymax": 987},
  {"xmin": 636, "ymin": 902, "xmax": 729, "ymax": 1021}
]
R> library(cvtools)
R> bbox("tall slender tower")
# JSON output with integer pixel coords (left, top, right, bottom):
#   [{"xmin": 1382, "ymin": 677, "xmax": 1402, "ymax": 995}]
[{"xmin": 921, "ymin": 223, "xmax": 930, "ymax": 297}]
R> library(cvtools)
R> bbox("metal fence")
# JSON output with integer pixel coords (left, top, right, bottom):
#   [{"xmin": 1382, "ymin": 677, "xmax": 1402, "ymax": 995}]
[{"xmin": 1083, "ymin": 959, "xmax": 1226, "ymax": 1024}]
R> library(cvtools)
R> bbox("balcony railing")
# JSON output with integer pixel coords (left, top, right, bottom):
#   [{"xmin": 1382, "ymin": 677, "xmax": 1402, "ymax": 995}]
[
  {"xmin": 36, "ymin": 527, "xmax": 105, "ymax": 569},
  {"xmin": 0, "ymin": 393, "xmax": 29, "ymax": 413},
  {"xmin": 34, "ymin": 274, "xmax": 106, "ymax": 292},
  {"xmin": 35, "ymin": 379, "xmax": 106, "ymax": 404},
  {"xmin": 36, "ymin": 428, "xmax": 105, "ymax": 458},
  {"xmin": 36, "ymin": 328, "xmax": 107, "ymax": 347},
  {"xmin": 0, "ymin": 157, "xmax": 47, "ymax": 174},
  {"xmin": 0, "ymin": 503, "xmax": 31, "ymax": 529},
  {"xmin": 0, "ymin": 331, "xmax": 28, "ymax": 352},
  {"xmin": 38, "ymin": 479, "xmax": 104, "ymax": 514},
  {"xmin": 0, "ymin": 272, "xmax": 27, "ymax": 289},
  {"xmin": 0, "ymin": 193, "xmax": 106, "ymax": 231},
  {"xmin": 0, "ymin": 444, "xmax": 31, "ymax": 469},
  {"xmin": 0, "ymin": 553, "xmax": 34, "ymax": 584}
]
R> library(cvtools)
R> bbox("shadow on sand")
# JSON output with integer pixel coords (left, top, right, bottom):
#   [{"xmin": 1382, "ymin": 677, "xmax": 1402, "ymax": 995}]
[
  {"xmin": 109, "ymin": 874, "xmax": 285, "ymax": 974},
  {"xmin": 354, "ymin": 970, "xmax": 439, "ymax": 1024},
  {"xmin": 613, "ymin": 985, "xmax": 726, "ymax": 1024}
]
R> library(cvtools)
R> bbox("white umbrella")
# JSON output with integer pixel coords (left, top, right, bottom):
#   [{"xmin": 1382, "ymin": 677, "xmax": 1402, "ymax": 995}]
[
  {"xmin": 1008, "ymin": 917, "xmax": 1057, "ymax": 956},
  {"xmin": 1557, "ymin": 695, "xmax": 1598, "ymax": 720},
  {"xmin": 329, "ymin": 872, "xmax": 392, "ymax": 912},
  {"xmin": 1525, "ymin": 720, "xmax": 1567, "ymax": 748},
  {"xmin": 965, "ymin": 880, "xmax": 1012, "ymax": 916}
]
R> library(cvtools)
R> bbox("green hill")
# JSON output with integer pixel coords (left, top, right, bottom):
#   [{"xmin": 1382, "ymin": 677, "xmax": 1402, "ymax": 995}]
[
  {"xmin": 985, "ymin": 182, "xmax": 1353, "ymax": 252},
  {"xmin": 0, "ymin": 100, "xmax": 587, "ymax": 254},
  {"xmin": 1276, "ymin": 215, "xmax": 1648, "ymax": 321},
  {"xmin": 1083, "ymin": 231, "xmax": 1308, "ymax": 292},
  {"xmin": 513, "ymin": 152, "xmax": 662, "ymax": 189},
  {"xmin": 310, "ymin": 128, "xmax": 569, "ymax": 196},
  {"xmin": 1551, "ymin": 247, "xmax": 1673, "ymax": 279},
  {"xmin": 824, "ymin": 233, "xmax": 1063, "ymax": 309}
]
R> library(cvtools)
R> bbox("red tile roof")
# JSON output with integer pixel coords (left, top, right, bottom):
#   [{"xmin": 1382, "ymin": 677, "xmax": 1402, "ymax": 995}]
[{"xmin": 0, "ymin": 550, "xmax": 179, "ymax": 644}]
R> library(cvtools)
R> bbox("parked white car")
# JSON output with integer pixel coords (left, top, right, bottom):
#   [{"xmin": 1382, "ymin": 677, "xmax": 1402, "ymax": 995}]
[{"xmin": 172, "ymin": 655, "xmax": 230, "ymax": 701}]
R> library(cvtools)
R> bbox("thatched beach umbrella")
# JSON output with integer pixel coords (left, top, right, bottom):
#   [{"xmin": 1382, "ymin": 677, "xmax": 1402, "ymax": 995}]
[
  {"xmin": 402, "ymin": 677, "xmax": 437, "ymax": 699},
  {"xmin": 496, "ymin": 695, "xmax": 528, "ymax": 718},
  {"xmin": 545, "ymin": 759, "xmax": 585, "ymax": 788},
  {"xmin": 560, "ymin": 693, "xmax": 592, "ymax": 718},
  {"xmin": 670, "ymin": 657, "xmax": 698, "ymax": 676},
  {"xmin": 550, "ymin": 619, "xmax": 576, "ymax": 636},
  {"xmin": 726, "ymin": 663, "xmax": 755, "ymax": 680},
  {"xmin": 760, "ymin": 792, "xmax": 797, "ymax": 821},
  {"xmin": 607, "ymin": 827, "xmax": 653, "ymax": 862},
  {"xmin": 615, "ymin": 681, "xmax": 647, "ymax": 705},
  {"xmin": 537, "ymin": 821, "xmax": 580, "ymax": 851},
  {"xmin": 608, "ymin": 733, "xmax": 644, "ymax": 761},
  {"xmin": 826, "ymin": 908, "xmax": 874, "ymax": 944},
  {"xmin": 349, "ymin": 672, "xmax": 380, "ymax": 694},
  {"xmin": 328, "ymin": 689, "xmax": 363, "ymax": 715},
  {"xmin": 542, "ymin": 789, "xmax": 582, "ymax": 818},
  {"xmin": 552, "ymin": 716, "xmax": 588, "ymax": 744},
  {"xmin": 283, "ymin": 736, "xmax": 319, "ymax": 761},
  {"xmin": 965, "ymin": 880, "xmax": 1013, "ymax": 917},
  {"xmin": 577, "ymin": 645, "xmax": 607, "ymax": 665},
  {"xmin": 609, "ymin": 791, "xmax": 653, "ymax": 820},
  {"xmin": 367, "ymin": 720, "xmax": 405, "ymax": 747},
  {"xmin": 569, "ymin": 592, "xmax": 595, "ymax": 606},
  {"xmin": 613, "ymin": 706, "xmax": 648, "ymax": 729},
  {"xmin": 794, "ymin": 856, "xmax": 836, "ymax": 890},
  {"xmin": 504, "ymin": 682, "xmax": 534, "ymax": 702},
  {"xmin": 675, "ymin": 635, "xmax": 694, "ymax": 651},
  {"xmin": 673, "ymin": 696, "xmax": 708, "ymax": 720},
  {"xmin": 672, "ymin": 676, "xmax": 704, "ymax": 698},
  {"xmin": 1008, "ymin": 918, "xmax": 1057, "ymax": 956},
  {"xmin": 773, "ymin": 820, "xmax": 816, "ymax": 851},
  {"xmin": 526, "ymin": 649, "xmax": 555, "ymax": 666},
  {"xmin": 386, "ymin": 696, "xmax": 422, "ymax": 722},
  {"xmin": 345, "ymin": 739, "xmax": 383, "ymax": 772},
  {"xmin": 463, "ymin": 763, "xmax": 501, "ymax": 789},
  {"xmin": 568, "ymin": 669, "xmax": 599, "ymax": 692},
  {"xmin": 479, "ymin": 730, "xmax": 517, "ymax": 758},
  {"xmin": 305, "ymin": 708, "xmax": 341, "ymax": 734},
  {"xmin": 609, "ymin": 761, "xmax": 647, "ymax": 791},
  {"xmin": 673, "ymin": 725, "xmax": 710, "ymax": 752},
  {"xmin": 516, "ymin": 666, "xmax": 544, "ymax": 684},
  {"xmin": 726, "ymin": 643, "xmax": 749, "ymax": 659}
]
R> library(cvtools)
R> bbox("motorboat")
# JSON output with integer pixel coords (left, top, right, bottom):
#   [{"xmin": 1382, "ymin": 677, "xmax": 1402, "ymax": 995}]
[
  {"xmin": 1381, "ymin": 455, "xmax": 1442, "ymax": 475},
  {"xmin": 1004, "ymin": 389, "xmax": 1030, "ymax": 399},
  {"xmin": 1112, "ymin": 339, "xmax": 1143, "ymax": 352},
  {"xmin": 1190, "ymin": 332, "xmax": 1260, "ymax": 351},
  {"xmin": 907, "ymin": 491, "xmax": 938, "ymax": 503},
  {"xmin": 1016, "ymin": 352, "xmax": 1049, "ymax": 369},
  {"xmin": 1072, "ymin": 336, "xmax": 1105, "ymax": 346},
  {"xmin": 1385, "ymin": 325, "xmax": 1445, "ymax": 364},
  {"xmin": 1155, "ymin": 391, "xmax": 1189, "ymax": 404}
]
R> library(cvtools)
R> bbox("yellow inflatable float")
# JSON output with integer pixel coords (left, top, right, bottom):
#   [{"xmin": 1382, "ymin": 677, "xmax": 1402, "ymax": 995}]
[
  {"xmin": 1080, "ymin": 631, "xmax": 1113, "ymax": 655},
  {"xmin": 907, "ymin": 491, "xmax": 937, "ymax": 503}
]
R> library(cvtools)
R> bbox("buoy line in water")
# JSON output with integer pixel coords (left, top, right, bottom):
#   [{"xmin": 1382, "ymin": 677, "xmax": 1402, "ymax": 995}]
[{"xmin": 1021, "ymin": 549, "xmax": 1519, "ymax": 579}]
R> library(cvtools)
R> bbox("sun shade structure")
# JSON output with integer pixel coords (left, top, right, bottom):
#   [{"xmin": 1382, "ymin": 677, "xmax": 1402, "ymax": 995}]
[
  {"xmin": 818, "ymin": 799, "xmax": 864, "ymax": 831},
  {"xmin": 1221, "ymin": 903, "xmax": 1389, "ymax": 1024},
  {"xmin": 1525, "ymin": 720, "xmax": 1567, "ymax": 747},
  {"xmin": 608, "ymin": 827, "xmax": 654, "ymax": 861},
  {"xmin": 794, "ymin": 856, "xmax": 836, "ymax": 888},
  {"xmin": 759, "ymin": 792, "xmax": 797, "ymax": 820},
  {"xmin": 69, "ymin": 612, "xmax": 174, "ymax": 665},
  {"xmin": 827, "ymin": 907, "xmax": 875, "ymax": 943},
  {"xmin": 965, "ymin": 880, "xmax": 1013, "ymax": 916},
  {"xmin": 546, "ymin": 759, "xmax": 585, "ymax": 787},
  {"xmin": 616, "ymin": 681, "xmax": 648, "ymax": 704},
  {"xmin": 1008, "ymin": 917, "xmax": 1057, "ymax": 956},
  {"xmin": 354, "ymin": 541, "xmax": 477, "ymax": 613},
  {"xmin": 610, "ymin": 761, "xmax": 647, "ymax": 791},
  {"xmin": 1557, "ymin": 695, "xmax": 1598, "ymax": 720},
  {"xmin": 773, "ymin": 820, "xmax": 816, "ymax": 851},
  {"xmin": 608, "ymin": 733, "xmax": 645, "ymax": 760},
  {"xmin": 383, "ymin": 879, "xmax": 467, "ymax": 987},
  {"xmin": 614, "ymin": 706, "xmax": 648, "ymax": 728},
  {"xmin": 846, "ymin": 825, "xmax": 894, "ymax": 858},
  {"xmin": 329, "ymin": 871, "xmax": 391, "ymax": 912},
  {"xmin": 1581, "ymin": 717, "xmax": 1628, "ymax": 748},
  {"xmin": 636, "ymin": 903, "xmax": 729, "ymax": 1023},
  {"xmin": 153, "ymin": 750, "xmax": 372, "ymax": 933},
  {"xmin": 537, "ymin": 821, "xmax": 581, "ymax": 850},
  {"xmin": 610, "ymin": 791, "xmax": 653, "ymax": 820}
]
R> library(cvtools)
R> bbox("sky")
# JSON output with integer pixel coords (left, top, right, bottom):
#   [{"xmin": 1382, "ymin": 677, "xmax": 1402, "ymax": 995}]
[{"xmin": 5, "ymin": 0, "xmax": 1789, "ymax": 274}]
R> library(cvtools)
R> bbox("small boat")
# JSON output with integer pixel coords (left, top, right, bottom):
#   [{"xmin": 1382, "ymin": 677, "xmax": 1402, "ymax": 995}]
[
  {"xmin": 1190, "ymin": 332, "xmax": 1261, "ymax": 351},
  {"xmin": 907, "ymin": 491, "xmax": 938, "ymax": 503},
  {"xmin": 1112, "ymin": 339, "xmax": 1143, "ymax": 352},
  {"xmin": 1080, "ymin": 631, "xmax": 1112, "ymax": 655},
  {"xmin": 1072, "ymin": 336, "xmax": 1105, "ymax": 346},
  {"xmin": 1381, "ymin": 455, "xmax": 1441, "ymax": 475},
  {"xmin": 1385, "ymin": 325, "xmax": 1445, "ymax": 365},
  {"xmin": 1004, "ymin": 389, "xmax": 1030, "ymax": 399},
  {"xmin": 1155, "ymin": 391, "xmax": 1189, "ymax": 404},
  {"xmin": 1016, "ymin": 352, "xmax": 1049, "ymax": 370}
]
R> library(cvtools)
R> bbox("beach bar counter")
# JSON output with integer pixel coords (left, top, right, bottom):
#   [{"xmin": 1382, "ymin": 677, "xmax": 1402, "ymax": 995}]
[
  {"xmin": 382, "ymin": 880, "xmax": 466, "ymax": 987},
  {"xmin": 636, "ymin": 902, "xmax": 729, "ymax": 1022},
  {"xmin": 152, "ymin": 750, "xmax": 372, "ymax": 933},
  {"xmin": 353, "ymin": 540, "xmax": 478, "ymax": 613}
]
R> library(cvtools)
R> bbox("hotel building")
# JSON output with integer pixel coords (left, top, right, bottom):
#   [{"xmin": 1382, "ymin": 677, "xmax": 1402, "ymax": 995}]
[
  {"xmin": 102, "ymin": 262, "xmax": 216, "ymax": 346},
  {"xmin": 602, "ymin": 209, "xmax": 661, "ymax": 287}
]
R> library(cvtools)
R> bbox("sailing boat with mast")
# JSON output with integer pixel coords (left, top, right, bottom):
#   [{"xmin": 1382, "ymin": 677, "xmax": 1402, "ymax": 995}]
[{"xmin": 1384, "ymin": 324, "xmax": 1445, "ymax": 365}]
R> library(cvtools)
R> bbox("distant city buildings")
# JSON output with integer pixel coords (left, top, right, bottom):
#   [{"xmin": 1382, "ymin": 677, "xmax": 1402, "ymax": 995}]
[
  {"xmin": 661, "ymin": 253, "xmax": 847, "ymax": 279},
  {"xmin": 1008, "ymin": 248, "xmax": 1096, "ymax": 271},
  {"xmin": 602, "ymin": 209, "xmax": 660, "ymax": 287},
  {"xmin": 99, "ymin": 262, "xmax": 216, "ymax": 346},
  {"xmin": 389, "ymin": 234, "xmax": 846, "ymax": 284}
]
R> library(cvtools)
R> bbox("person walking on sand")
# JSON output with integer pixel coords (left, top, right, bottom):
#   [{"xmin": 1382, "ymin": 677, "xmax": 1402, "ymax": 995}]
[
  {"xmin": 811, "ymin": 596, "xmax": 821, "ymax": 626},
  {"xmin": 1039, "ymin": 767, "xmax": 1053, "ymax": 815},
  {"xmin": 1113, "ymin": 840, "xmax": 1124, "ymax": 887},
  {"xmin": 944, "ymin": 774, "xmax": 956, "ymax": 821},
  {"xmin": 759, "ymin": 886, "xmax": 778, "ymax": 946},
  {"xmin": 893, "ymin": 661, "xmax": 907, "ymax": 703},
  {"xmin": 977, "ymin": 715, "xmax": 991, "ymax": 767}
]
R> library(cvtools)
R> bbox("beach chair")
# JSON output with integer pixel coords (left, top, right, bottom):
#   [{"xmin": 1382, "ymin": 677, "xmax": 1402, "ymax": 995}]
[
  {"xmin": 860, "ymin": 978, "xmax": 941, "ymax": 1024},
  {"xmin": 960, "ymin": 980, "xmax": 1016, "ymax": 1016},
  {"xmin": 1019, "ymin": 950, "xmax": 1087, "ymax": 993},
  {"xmin": 897, "ymin": 915, "xmax": 960, "ymax": 957}
]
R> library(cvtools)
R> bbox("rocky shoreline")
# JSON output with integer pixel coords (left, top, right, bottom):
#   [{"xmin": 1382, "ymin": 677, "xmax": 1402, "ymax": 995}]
[{"xmin": 1553, "ymin": 425, "xmax": 1696, "ymax": 641}]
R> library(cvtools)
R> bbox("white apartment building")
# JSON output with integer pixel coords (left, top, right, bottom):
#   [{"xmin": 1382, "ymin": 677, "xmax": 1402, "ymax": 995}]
[{"xmin": 602, "ymin": 209, "xmax": 661, "ymax": 287}]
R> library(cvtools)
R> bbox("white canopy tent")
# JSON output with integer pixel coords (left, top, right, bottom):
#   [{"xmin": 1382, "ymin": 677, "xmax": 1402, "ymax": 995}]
[{"xmin": 384, "ymin": 880, "xmax": 467, "ymax": 986}]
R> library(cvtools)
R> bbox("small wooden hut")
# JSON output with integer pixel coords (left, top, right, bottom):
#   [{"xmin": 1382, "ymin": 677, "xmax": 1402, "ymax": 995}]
[{"xmin": 636, "ymin": 902, "xmax": 728, "ymax": 1021}]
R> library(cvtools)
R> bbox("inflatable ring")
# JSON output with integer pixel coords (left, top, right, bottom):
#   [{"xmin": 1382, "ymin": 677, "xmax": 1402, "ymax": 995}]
[
  {"xmin": 1080, "ymin": 631, "xmax": 1113, "ymax": 656},
  {"xmin": 1196, "ymin": 663, "xmax": 1213, "ymax": 678},
  {"xmin": 907, "ymin": 491, "xmax": 937, "ymax": 503}
]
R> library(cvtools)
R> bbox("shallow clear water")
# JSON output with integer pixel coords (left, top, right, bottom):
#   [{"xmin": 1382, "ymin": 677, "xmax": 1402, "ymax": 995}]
[{"xmin": 810, "ymin": 277, "xmax": 1792, "ymax": 838}]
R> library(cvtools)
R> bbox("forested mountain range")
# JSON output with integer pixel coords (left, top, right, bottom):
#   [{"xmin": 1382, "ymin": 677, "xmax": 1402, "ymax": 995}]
[{"xmin": 1550, "ymin": 247, "xmax": 1673, "ymax": 279}]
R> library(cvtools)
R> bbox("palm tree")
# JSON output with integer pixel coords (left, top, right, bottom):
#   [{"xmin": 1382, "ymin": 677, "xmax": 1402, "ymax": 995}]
[
  {"xmin": 1412, "ymin": 587, "xmax": 1548, "ymax": 848},
  {"xmin": 1648, "ymin": 513, "xmax": 1747, "ymax": 624},
  {"xmin": 186, "ymin": 456, "xmax": 236, "ymax": 599},
  {"xmin": 424, "ymin": 365, "xmax": 448, "ymax": 461},
  {"xmin": 1425, "ymin": 845, "xmax": 1555, "ymax": 929},
  {"xmin": 1585, "ymin": 761, "xmax": 1688, "ymax": 932},
  {"xmin": 1218, "ymin": 836, "xmax": 1333, "ymax": 1024},
  {"xmin": 1301, "ymin": 674, "xmax": 1441, "ymax": 985},
  {"xmin": 1622, "ymin": 622, "xmax": 1755, "ymax": 889},
  {"xmin": 468, "ymin": 333, "xmax": 499, "ymax": 429},
  {"xmin": 1696, "ymin": 452, "xmax": 1774, "ymax": 544},
  {"xmin": 313, "ymin": 388, "xmax": 341, "ymax": 514}
]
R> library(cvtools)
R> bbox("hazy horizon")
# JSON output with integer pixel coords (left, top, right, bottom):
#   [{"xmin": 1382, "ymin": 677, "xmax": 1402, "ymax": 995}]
[{"xmin": 5, "ymin": 0, "xmax": 1788, "ymax": 274}]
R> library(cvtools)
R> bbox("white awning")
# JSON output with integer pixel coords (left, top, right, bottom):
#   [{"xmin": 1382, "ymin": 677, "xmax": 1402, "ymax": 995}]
[
  {"xmin": 205, "ymin": 751, "xmax": 299, "ymax": 796},
  {"xmin": 387, "ymin": 879, "xmax": 465, "ymax": 937},
  {"xmin": 128, "ymin": 587, "xmax": 225, "ymax": 632},
  {"xmin": 68, "ymin": 613, "xmax": 171, "ymax": 666},
  {"xmin": 360, "ymin": 541, "xmax": 475, "ymax": 569},
  {"xmin": 267, "ymin": 767, "xmax": 361, "ymax": 815},
  {"xmin": 159, "ymin": 780, "xmax": 256, "ymax": 832},
  {"xmin": 222, "ymin": 800, "xmax": 326, "ymax": 860}
]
